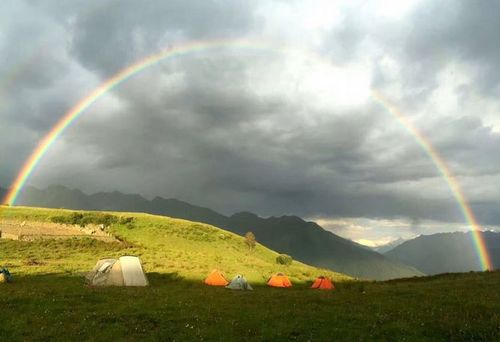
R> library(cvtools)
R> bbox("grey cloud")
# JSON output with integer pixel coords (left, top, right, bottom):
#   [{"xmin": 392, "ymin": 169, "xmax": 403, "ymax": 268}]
[
  {"xmin": 2, "ymin": 0, "xmax": 500, "ymax": 236},
  {"xmin": 323, "ymin": 1, "xmax": 500, "ymax": 109},
  {"xmin": 387, "ymin": 1, "xmax": 500, "ymax": 98},
  {"xmin": 27, "ymin": 53, "xmax": 459, "ymax": 221},
  {"xmin": 423, "ymin": 116, "xmax": 500, "ymax": 176},
  {"xmin": 67, "ymin": 0, "xmax": 258, "ymax": 75}
]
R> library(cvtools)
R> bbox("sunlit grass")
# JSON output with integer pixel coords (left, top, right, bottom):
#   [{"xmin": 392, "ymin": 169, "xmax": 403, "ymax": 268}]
[{"xmin": 0, "ymin": 205, "xmax": 350, "ymax": 283}]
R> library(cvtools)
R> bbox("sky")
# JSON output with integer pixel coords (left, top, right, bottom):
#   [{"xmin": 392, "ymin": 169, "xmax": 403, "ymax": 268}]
[{"xmin": 1, "ymin": 0, "xmax": 500, "ymax": 246}]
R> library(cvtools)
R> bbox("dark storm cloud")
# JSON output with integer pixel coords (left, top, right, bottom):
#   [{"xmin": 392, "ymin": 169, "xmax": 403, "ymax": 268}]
[
  {"xmin": 67, "ymin": 0, "xmax": 258, "ymax": 75},
  {"xmin": 409, "ymin": 1, "xmax": 500, "ymax": 97},
  {"xmin": 383, "ymin": 0, "xmax": 500, "ymax": 99},
  {"xmin": 31, "ymin": 52, "xmax": 461, "ymax": 221},
  {"xmin": 425, "ymin": 116, "xmax": 500, "ymax": 175},
  {"xmin": 0, "ymin": 1, "xmax": 80, "ymax": 186},
  {"xmin": 0, "ymin": 0, "xmax": 257, "ymax": 185},
  {"xmin": 2, "ymin": 0, "xmax": 500, "ymax": 233}
]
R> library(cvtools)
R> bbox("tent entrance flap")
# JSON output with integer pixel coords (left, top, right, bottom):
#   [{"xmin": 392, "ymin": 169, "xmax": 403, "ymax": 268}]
[{"xmin": 119, "ymin": 256, "xmax": 149, "ymax": 286}]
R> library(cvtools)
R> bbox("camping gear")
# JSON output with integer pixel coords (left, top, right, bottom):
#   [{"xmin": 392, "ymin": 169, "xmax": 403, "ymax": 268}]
[
  {"xmin": 311, "ymin": 276, "xmax": 335, "ymax": 290},
  {"xmin": 0, "ymin": 268, "xmax": 12, "ymax": 283},
  {"xmin": 86, "ymin": 256, "xmax": 148, "ymax": 286},
  {"xmin": 267, "ymin": 273, "xmax": 292, "ymax": 288},
  {"xmin": 226, "ymin": 274, "xmax": 253, "ymax": 290},
  {"xmin": 204, "ymin": 270, "xmax": 229, "ymax": 286}
]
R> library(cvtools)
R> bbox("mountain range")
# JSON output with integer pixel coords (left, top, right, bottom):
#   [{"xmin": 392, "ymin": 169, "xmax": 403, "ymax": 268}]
[
  {"xmin": 372, "ymin": 238, "xmax": 408, "ymax": 254},
  {"xmin": 2, "ymin": 185, "xmax": 423, "ymax": 280},
  {"xmin": 6, "ymin": 185, "xmax": 498, "ymax": 277},
  {"xmin": 385, "ymin": 231, "xmax": 500, "ymax": 275}
]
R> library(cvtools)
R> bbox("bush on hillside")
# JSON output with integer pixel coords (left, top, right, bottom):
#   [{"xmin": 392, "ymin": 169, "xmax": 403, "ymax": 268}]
[
  {"xmin": 50, "ymin": 212, "xmax": 119, "ymax": 228},
  {"xmin": 50, "ymin": 215, "xmax": 68, "ymax": 225},
  {"xmin": 276, "ymin": 254, "xmax": 293, "ymax": 265},
  {"xmin": 51, "ymin": 212, "xmax": 83, "ymax": 225},
  {"xmin": 80, "ymin": 214, "xmax": 117, "ymax": 227},
  {"xmin": 118, "ymin": 216, "xmax": 135, "ymax": 225}
]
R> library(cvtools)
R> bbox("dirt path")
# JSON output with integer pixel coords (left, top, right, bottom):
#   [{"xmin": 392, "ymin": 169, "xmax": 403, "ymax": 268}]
[{"xmin": 0, "ymin": 219, "xmax": 116, "ymax": 242}]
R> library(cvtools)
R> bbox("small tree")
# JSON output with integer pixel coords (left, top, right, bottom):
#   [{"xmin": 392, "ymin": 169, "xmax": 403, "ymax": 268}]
[{"xmin": 244, "ymin": 231, "xmax": 256, "ymax": 250}]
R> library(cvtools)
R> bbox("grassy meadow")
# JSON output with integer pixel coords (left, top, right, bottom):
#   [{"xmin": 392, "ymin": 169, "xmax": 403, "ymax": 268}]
[
  {"xmin": 0, "ymin": 206, "xmax": 499, "ymax": 341},
  {"xmin": 0, "ymin": 206, "xmax": 348, "ymax": 283}
]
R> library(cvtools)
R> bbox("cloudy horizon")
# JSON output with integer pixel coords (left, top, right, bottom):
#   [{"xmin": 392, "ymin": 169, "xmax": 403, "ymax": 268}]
[{"xmin": 2, "ymin": 0, "xmax": 500, "ymax": 245}]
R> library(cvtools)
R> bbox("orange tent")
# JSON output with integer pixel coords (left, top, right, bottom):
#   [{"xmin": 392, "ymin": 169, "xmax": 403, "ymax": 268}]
[
  {"xmin": 311, "ymin": 276, "xmax": 335, "ymax": 290},
  {"xmin": 267, "ymin": 273, "xmax": 292, "ymax": 288},
  {"xmin": 204, "ymin": 270, "xmax": 229, "ymax": 286}
]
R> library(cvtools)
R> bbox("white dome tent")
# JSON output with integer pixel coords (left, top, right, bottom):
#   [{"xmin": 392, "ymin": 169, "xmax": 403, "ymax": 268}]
[{"xmin": 86, "ymin": 256, "xmax": 149, "ymax": 286}]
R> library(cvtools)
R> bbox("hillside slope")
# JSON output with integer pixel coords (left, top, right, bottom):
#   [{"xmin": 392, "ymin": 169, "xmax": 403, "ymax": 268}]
[
  {"xmin": 0, "ymin": 205, "xmax": 349, "ymax": 283},
  {"xmin": 385, "ymin": 231, "xmax": 500, "ymax": 275},
  {"xmin": 12, "ymin": 185, "xmax": 423, "ymax": 280},
  {"xmin": 224, "ymin": 212, "xmax": 423, "ymax": 280}
]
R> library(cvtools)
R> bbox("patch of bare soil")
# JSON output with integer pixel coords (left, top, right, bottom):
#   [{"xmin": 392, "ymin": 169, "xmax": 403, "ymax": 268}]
[{"xmin": 0, "ymin": 219, "xmax": 117, "ymax": 242}]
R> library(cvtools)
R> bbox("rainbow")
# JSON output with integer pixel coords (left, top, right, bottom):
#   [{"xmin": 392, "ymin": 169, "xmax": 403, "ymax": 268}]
[
  {"xmin": 2, "ymin": 38, "xmax": 492, "ymax": 271},
  {"xmin": 372, "ymin": 91, "xmax": 492, "ymax": 271}
]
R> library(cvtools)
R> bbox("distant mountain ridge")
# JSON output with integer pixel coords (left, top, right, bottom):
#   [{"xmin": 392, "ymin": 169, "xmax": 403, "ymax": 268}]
[
  {"xmin": 372, "ymin": 238, "xmax": 407, "ymax": 254},
  {"xmin": 8, "ymin": 185, "xmax": 424, "ymax": 280},
  {"xmin": 385, "ymin": 231, "xmax": 500, "ymax": 274}
]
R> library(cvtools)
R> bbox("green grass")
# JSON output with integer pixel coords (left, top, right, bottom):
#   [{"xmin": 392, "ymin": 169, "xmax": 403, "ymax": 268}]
[
  {"xmin": 0, "ymin": 206, "xmax": 349, "ymax": 283},
  {"xmin": 0, "ymin": 272, "xmax": 499, "ymax": 341},
  {"xmin": 1, "ymin": 206, "xmax": 499, "ymax": 341}
]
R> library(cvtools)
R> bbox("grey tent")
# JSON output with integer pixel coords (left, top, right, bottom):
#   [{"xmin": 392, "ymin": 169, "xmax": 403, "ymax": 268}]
[
  {"xmin": 226, "ymin": 274, "xmax": 253, "ymax": 290},
  {"xmin": 86, "ymin": 256, "xmax": 148, "ymax": 286}
]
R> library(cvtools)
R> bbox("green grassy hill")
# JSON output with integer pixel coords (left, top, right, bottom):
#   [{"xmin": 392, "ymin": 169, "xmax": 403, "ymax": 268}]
[
  {"xmin": 13, "ymin": 185, "xmax": 424, "ymax": 280},
  {"xmin": 0, "ymin": 205, "xmax": 349, "ymax": 283},
  {"xmin": 1, "ymin": 206, "xmax": 499, "ymax": 340}
]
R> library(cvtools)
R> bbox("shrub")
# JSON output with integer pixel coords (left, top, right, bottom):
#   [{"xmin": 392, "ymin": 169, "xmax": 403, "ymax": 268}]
[
  {"xmin": 276, "ymin": 254, "xmax": 293, "ymax": 265},
  {"xmin": 119, "ymin": 216, "xmax": 135, "ymax": 225},
  {"xmin": 50, "ymin": 212, "xmax": 119, "ymax": 227},
  {"xmin": 51, "ymin": 216, "xmax": 69, "ymax": 225},
  {"xmin": 95, "ymin": 214, "xmax": 118, "ymax": 227},
  {"xmin": 70, "ymin": 212, "xmax": 84, "ymax": 225}
]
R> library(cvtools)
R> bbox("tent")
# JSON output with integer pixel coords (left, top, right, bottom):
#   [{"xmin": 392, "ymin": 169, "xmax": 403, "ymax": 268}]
[
  {"xmin": 267, "ymin": 273, "xmax": 292, "ymax": 288},
  {"xmin": 226, "ymin": 274, "xmax": 253, "ymax": 290},
  {"xmin": 0, "ymin": 268, "xmax": 12, "ymax": 283},
  {"xmin": 311, "ymin": 276, "xmax": 335, "ymax": 290},
  {"xmin": 204, "ymin": 270, "xmax": 229, "ymax": 286},
  {"xmin": 86, "ymin": 256, "xmax": 148, "ymax": 286}
]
